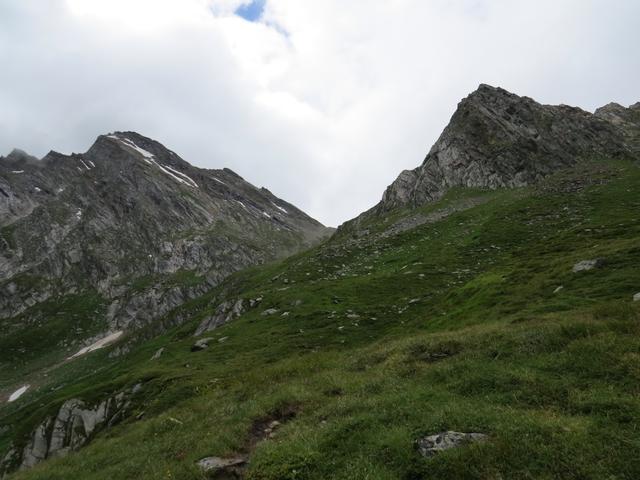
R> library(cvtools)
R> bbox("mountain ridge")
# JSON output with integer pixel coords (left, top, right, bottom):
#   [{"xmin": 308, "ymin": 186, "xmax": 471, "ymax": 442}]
[
  {"xmin": 342, "ymin": 84, "xmax": 640, "ymax": 233},
  {"xmin": 2, "ymin": 85, "xmax": 640, "ymax": 479}
]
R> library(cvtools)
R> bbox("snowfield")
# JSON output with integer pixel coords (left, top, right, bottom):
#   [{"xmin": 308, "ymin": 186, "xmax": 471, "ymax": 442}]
[
  {"xmin": 69, "ymin": 331, "xmax": 124, "ymax": 359},
  {"xmin": 8, "ymin": 385, "xmax": 29, "ymax": 403}
]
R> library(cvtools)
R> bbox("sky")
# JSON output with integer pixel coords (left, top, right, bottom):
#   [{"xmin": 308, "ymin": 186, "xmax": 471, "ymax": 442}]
[{"xmin": 1, "ymin": 1, "xmax": 639, "ymax": 226}]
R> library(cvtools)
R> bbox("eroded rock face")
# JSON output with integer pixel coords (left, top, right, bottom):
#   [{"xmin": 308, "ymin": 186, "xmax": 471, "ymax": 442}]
[
  {"xmin": 416, "ymin": 431, "xmax": 488, "ymax": 457},
  {"xmin": 194, "ymin": 298, "xmax": 250, "ymax": 336},
  {"xmin": 595, "ymin": 102, "xmax": 640, "ymax": 154},
  {"xmin": 5, "ymin": 386, "xmax": 140, "ymax": 474},
  {"xmin": 344, "ymin": 85, "xmax": 639, "ymax": 230}
]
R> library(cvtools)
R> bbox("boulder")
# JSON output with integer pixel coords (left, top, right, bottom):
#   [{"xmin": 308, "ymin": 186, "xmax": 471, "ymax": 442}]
[
  {"xmin": 633, "ymin": 292, "xmax": 640, "ymax": 302},
  {"xmin": 416, "ymin": 431, "xmax": 488, "ymax": 457},
  {"xmin": 196, "ymin": 455, "xmax": 247, "ymax": 474},
  {"xmin": 261, "ymin": 308, "xmax": 279, "ymax": 316},
  {"xmin": 572, "ymin": 259, "xmax": 604, "ymax": 273},
  {"xmin": 191, "ymin": 338, "xmax": 214, "ymax": 352}
]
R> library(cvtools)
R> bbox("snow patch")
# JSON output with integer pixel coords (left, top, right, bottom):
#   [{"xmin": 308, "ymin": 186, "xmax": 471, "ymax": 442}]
[
  {"xmin": 109, "ymin": 135, "xmax": 154, "ymax": 165},
  {"xmin": 75, "ymin": 209, "xmax": 82, "ymax": 220},
  {"xmin": 88, "ymin": 160, "xmax": 96, "ymax": 168},
  {"xmin": 8, "ymin": 385, "xmax": 29, "ymax": 403},
  {"xmin": 236, "ymin": 200, "xmax": 248, "ymax": 210},
  {"xmin": 34, "ymin": 186, "xmax": 41, "ymax": 193},
  {"xmin": 271, "ymin": 201, "xmax": 288, "ymax": 214},
  {"xmin": 262, "ymin": 211, "xmax": 271, "ymax": 218},
  {"xmin": 162, "ymin": 164, "xmax": 198, "ymax": 188},
  {"xmin": 212, "ymin": 177, "xmax": 227, "ymax": 186},
  {"xmin": 109, "ymin": 134, "xmax": 198, "ymax": 188},
  {"xmin": 80, "ymin": 159, "xmax": 91, "ymax": 170},
  {"xmin": 11, "ymin": 170, "xmax": 24, "ymax": 174},
  {"xmin": 69, "ymin": 331, "xmax": 123, "ymax": 359}
]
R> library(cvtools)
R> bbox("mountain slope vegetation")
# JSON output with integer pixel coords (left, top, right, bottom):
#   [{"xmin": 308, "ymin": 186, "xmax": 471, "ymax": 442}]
[
  {"xmin": 2, "ymin": 85, "xmax": 640, "ymax": 479},
  {"xmin": 3, "ymin": 156, "xmax": 639, "ymax": 479}
]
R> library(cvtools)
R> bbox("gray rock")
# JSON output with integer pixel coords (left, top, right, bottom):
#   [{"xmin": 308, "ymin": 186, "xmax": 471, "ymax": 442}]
[
  {"xmin": 196, "ymin": 455, "xmax": 247, "ymax": 473},
  {"xmin": 261, "ymin": 308, "xmax": 279, "ymax": 316},
  {"xmin": 572, "ymin": 259, "xmax": 603, "ymax": 273},
  {"xmin": 191, "ymin": 338, "xmax": 214, "ymax": 351},
  {"xmin": 416, "ymin": 431, "xmax": 488, "ymax": 457},
  {"xmin": 151, "ymin": 347, "xmax": 165, "ymax": 360},
  {"xmin": 20, "ymin": 420, "xmax": 51, "ymax": 469},
  {"xmin": 17, "ymin": 391, "xmax": 129, "ymax": 472},
  {"xmin": 195, "ymin": 299, "xmax": 245, "ymax": 336},
  {"xmin": 633, "ymin": 292, "xmax": 640, "ymax": 302}
]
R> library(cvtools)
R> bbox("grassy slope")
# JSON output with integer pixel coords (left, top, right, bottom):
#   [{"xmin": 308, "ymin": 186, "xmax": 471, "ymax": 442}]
[{"xmin": 3, "ymin": 158, "xmax": 640, "ymax": 479}]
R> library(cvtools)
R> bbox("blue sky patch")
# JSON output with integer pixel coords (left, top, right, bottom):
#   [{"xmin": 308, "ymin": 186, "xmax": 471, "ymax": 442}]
[{"xmin": 235, "ymin": 0, "xmax": 266, "ymax": 22}]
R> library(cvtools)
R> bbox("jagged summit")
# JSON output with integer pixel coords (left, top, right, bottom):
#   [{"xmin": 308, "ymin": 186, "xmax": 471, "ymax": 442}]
[{"xmin": 345, "ymin": 84, "xmax": 639, "ymax": 228}]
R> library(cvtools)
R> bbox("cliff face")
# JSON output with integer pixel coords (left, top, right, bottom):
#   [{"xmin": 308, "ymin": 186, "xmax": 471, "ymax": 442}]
[{"xmin": 350, "ymin": 85, "xmax": 639, "ymax": 226}]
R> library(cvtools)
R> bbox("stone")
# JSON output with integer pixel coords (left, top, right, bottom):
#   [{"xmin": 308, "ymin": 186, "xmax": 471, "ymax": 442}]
[
  {"xmin": 261, "ymin": 308, "xmax": 279, "ymax": 316},
  {"xmin": 196, "ymin": 455, "xmax": 247, "ymax": 473},
  {"xmin": 572, "ymin": 259, "xmax": 604, "ymax": 273},
  {"xmin": 191, "ymin": 338, "xmax": 214, "ymax": 351},
  {"xmin": 151, "ymin": 347, "xmax": 165, "ymax": 360},
  {"xmin": 633, "ymin": 292, "xmax": 640, "ymax": 302},
  {"xmin": 416, "ymin": 431, "xmax": 488, "ymax": 457}
]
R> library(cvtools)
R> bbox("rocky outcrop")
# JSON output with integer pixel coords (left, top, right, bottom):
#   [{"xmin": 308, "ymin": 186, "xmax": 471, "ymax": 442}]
[
  {"xmin": 195, "ymin": 299, "xmax": 244, "ymax": 336},
  {"xmin": 595, "ymin": 102, "xmax": 640, "ymax": 154},
  {"xmin": 1, "ymin": 385, "xmax": 141, "ymax": 475},
  {"xmin": 416, "ymin": 431, "xmax": 488, "ymax": 457},
  {"xmin": 191, "ymin": 337, "xmax": 215, "ymax": 351},
  {"xmin": 344, "ymin": 85, "xmax": 639, "ymax": 230},
  {"xmin": 572, "ymin": 259, "xmax": 604, "ymax": 273}
]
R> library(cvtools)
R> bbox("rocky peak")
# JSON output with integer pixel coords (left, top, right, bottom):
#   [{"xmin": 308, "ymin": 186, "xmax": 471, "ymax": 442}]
[
  {"xmin": 0, "ymin": 131, "xmax": 332, "ymax": 343},
  {"xmin": 594, "ymin": 102, "xmax": 640, "ymax": 153},
  {"xmin": 354, "ymin": 84, "xmax": 638, "ymax": 222}
]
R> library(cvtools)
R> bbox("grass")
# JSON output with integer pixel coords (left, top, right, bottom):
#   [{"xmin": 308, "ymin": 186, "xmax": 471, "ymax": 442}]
[{"xmin": 2, "ymin": 158, "xmax": 640, "ymax": 479}]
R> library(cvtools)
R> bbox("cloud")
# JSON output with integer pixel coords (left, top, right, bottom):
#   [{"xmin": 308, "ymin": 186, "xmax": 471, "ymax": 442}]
[{"xmin": 1, "ymin": 0, "xmax": 639, "ymax": 226}]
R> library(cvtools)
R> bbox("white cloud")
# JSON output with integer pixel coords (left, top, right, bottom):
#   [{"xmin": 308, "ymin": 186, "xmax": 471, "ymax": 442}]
[{"xmin": 1, "ymin": 0, "xmax": 639, "ymax": 226}]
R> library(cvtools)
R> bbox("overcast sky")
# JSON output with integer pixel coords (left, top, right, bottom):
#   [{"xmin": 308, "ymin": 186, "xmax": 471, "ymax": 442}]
[{"xmin": 1, "ymin": 0, "xmax": 639, "ymax": 226}]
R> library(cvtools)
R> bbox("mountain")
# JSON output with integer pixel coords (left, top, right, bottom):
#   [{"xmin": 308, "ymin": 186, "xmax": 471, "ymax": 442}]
[
  {"xmin": 0, "ymin": 131, "xmax": 332, "ymax": 385},
  {"xmin": 2, "ymin": 87, "xmax": 640, "ymax": 479},
  {"xmin": 345, "ymin": 84, "xmax": 639, "ymax": 231}
]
